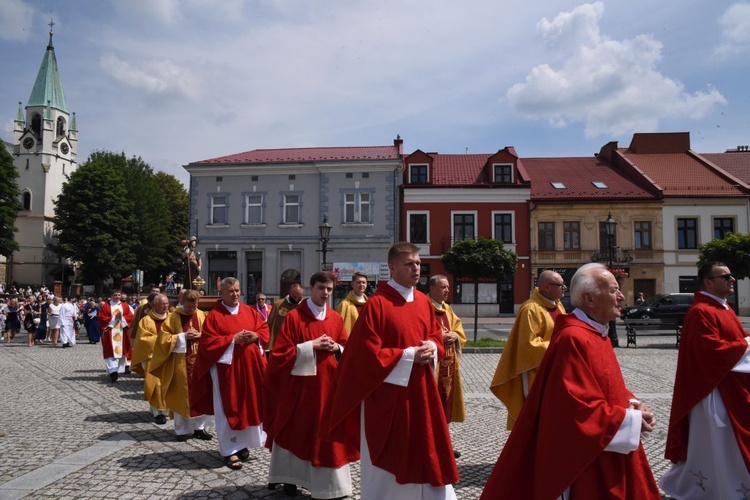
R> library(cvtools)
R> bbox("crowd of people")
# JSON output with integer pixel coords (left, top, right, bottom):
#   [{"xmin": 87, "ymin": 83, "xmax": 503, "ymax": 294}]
[
  {"xmin": 2, "ymin": 251, "xmax": 748, "ymax": 499},
  {"xmin": 0, "ymin": 285, "xmax": 112, "ymax": 348}
]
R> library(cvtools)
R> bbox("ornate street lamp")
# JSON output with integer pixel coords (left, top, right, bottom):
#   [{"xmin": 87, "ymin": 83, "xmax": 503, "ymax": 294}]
[
  {"xmin": 604, "ymin": 212, "xmax": 619, "ymax": 347},
  {"xmin": 318, "ymin": 216, "xmax": 333, "ymax": 271}
]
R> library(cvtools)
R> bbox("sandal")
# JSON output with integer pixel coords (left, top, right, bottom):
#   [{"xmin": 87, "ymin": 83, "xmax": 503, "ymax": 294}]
[
  {"xmin": 238, "ymin": 448, "xmax": 251, "ymax": 462},
  {"xmin": 224, "ymin": 454, "xmax": 243, "ymax": 470}
]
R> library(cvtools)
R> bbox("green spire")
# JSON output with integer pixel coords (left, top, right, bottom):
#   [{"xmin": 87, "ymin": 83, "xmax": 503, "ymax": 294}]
[
  {"xmin": 27, "ymin": 21, "xmax": 68, "ymax": 114},
  {"xmin": 70, "ymin": 112, "xmax": 77, "ymax": 132},
  {"xmin": 15, "ymin": 102, "xmax": 24, "ymax": 122}
]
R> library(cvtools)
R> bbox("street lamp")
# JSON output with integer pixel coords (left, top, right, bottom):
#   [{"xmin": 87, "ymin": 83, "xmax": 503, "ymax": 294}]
[
  {"xmin": 318, "ymin": 216, "xmax": 333, "ymax": 271},
  {"xmin": 604, "ymin": 212, "xmax": 619, "ymax": 347}
]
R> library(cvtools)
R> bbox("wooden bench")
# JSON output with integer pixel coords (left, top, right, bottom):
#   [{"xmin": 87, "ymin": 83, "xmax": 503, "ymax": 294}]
[{"xmin": 623, "ymin": 319, "xmax": 682, "ymax": 348}]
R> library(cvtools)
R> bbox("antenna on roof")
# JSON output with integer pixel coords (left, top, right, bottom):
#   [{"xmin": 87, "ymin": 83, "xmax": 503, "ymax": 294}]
[{"xmin": 465, "ymin": 147, "xmax": 468, "ymax": 154}]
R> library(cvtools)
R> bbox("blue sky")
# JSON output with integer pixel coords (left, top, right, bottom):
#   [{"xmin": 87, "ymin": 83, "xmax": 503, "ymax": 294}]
[{"xmin": 1, "ymin": 0, "xmax": 748, "ymax": 185}]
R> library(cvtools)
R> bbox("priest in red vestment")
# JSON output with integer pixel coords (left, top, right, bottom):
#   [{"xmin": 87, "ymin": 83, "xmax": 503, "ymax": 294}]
[
  {"xmin": 481, "ymin": 263, "xmax": 660, "ymax": 499},
  {"xmin": 190, "ymin": 277, "xmax": 269, "ymax": 470},
  {"xmin": 323, "ymin": 242, "xmax": 459, "ymax": 499},
  {"xmin": 264, "ymin": 271, "xmax": 358, "ymax": 499},
  {"xmin": 99, "ymin": 289, "xmax": 133, "ymax": 382},
  {"xmin": 661, "ymin": 262, "xmax": 750, "ymax": 497}
]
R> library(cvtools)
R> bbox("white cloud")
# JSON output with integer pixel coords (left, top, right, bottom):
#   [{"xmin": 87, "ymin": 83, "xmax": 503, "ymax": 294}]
[
  {"xmin": 507, "ymin": 2, "xmax": 727, "ymax": 137},
  {"xmin": 99, "ymin": 53, "xmax": 203, "ymax": 101},
  {"xmin": 0, "ymin": 0, "xmax": 35, "ymax": 41},
  {"xmin": 716, "ymin": 2, "xmax": 750, "ymax": 56}
]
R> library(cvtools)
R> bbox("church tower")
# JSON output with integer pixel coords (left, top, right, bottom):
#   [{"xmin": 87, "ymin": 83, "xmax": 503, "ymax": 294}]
[{"xmin": 10, "ymin": 20, "xmax": 78, "ymax": 287}]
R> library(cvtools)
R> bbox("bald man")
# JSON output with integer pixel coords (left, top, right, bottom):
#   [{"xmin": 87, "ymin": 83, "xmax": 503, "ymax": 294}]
[{"xmin": 490, "ymin": 270, "xmax": 566, "ymax": 429}]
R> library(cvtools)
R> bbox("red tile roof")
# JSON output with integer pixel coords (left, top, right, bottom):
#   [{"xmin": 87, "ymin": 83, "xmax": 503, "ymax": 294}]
[
  {"xmin": 189, "ymin": 145, "xmax": 401, "ymax": 165},
  {"xmin": 699, "ymin": 152, "xmax": 750, "ymax": 186},
  {"xmin": 406, "ymin": 153, "xmax": 531, "ymax": 186},
  {"xmin": 524, "ymin": 157, "xmax": 656, "ymax": 201},
  {"xmin": 620, "ymin": 150, "xmax": 746, "ymax": 197}
]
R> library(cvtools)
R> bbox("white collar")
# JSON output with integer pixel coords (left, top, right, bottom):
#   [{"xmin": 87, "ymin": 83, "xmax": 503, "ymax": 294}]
[
  {"xmin": 222, "ymin": 301, "xmax": 240, "ymax": 315},
  {"xmin": 387, "ymin": 279, "xmax": 414, "ymax": 302},
  {"xmin": 572, "ymin": 308, "xmax": 609, "ymax": 337},
  {"xmin": 700, "ymin": 290, "xmax": 730, "ymax": 309},
  {"xmin": 430, "ymin": 297, "xmax": 445, "ymax": 311},
  {"xmin": 306, "ymin": 298, "xmax": 326, "ymax": 320}
]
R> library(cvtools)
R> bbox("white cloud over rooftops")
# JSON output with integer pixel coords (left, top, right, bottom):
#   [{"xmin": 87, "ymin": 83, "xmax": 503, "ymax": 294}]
[
  {"xmin": 507, "ymin": 2, "xmax": 727, "ymax": 138},
  {"xmin": 716, "ymin": 2, "xmax": 750, "ymax": 57},
  {"xmin": 99, "ymin": 53, "xmax": 203, "ymax": 101}
]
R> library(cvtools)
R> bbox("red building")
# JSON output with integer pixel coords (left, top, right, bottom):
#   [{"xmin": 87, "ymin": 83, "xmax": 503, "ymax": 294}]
[{"xmin": 400, "ymin": 147, "xmax": 532, "ymax": 315}]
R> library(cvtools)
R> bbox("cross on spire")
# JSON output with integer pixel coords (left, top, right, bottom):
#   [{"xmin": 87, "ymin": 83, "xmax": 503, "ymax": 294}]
[{"xmin": 48, "ymin": 18, "xmax": 55, "ymax": 47}]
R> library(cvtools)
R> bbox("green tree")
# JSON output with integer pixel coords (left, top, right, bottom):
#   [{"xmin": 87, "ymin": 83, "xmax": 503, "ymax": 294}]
[
  {"xmin": 151, "ymin": 171, "xmax": 188, "ymax": 285},
  {"xmin": 441, "ymin": 237, "xmax": 518, "ymax": 341},
  {"xmin": 698, "ymin": 232, "xmax": 750, "ymax": 311},
  {"xmin": 53, "ymin": 151, "xmax": 175, "ymax": 291},
  {"xmin": 0, "ymin": 144, "xmax": 22, "ymax": 259},
  {"xmin": 53, "ymin": 154, "xmax": 135, "ymax": 289}
]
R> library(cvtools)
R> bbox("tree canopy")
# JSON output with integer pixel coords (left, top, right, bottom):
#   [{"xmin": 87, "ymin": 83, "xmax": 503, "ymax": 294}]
[
  {"xmin": 53, "ymin": 151, "xmax": 187, "ymax": 290},
  {"xmin": 442, "ymin": 237, "xmax": 518, "ymax": 341},
  {"xmin": 0, "ymin": 144, "xmax": 22, "ymax": 258},
  {"xmin": 698, "ymin": 232, "xmax": 750, "ymax": 281}
]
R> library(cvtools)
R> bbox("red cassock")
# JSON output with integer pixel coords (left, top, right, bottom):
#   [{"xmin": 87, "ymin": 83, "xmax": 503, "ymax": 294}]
[
  {"xmin": 189, "ymin": 301, "xmax": 269, "ymax": 429},
  {"xmin": 481, "ymin": 313, "xmax": 660, "ymax": 500},
  {"xmin": 98, "ymin": 301, "xmax": 133, "ymax": 359},
  {"xmin": 323, "ymin": 283, "xmax": 459, "ymax": 487},
  {"xmin": 263, "ymin": 302, "xmax": 359, "ymax": 467},
  {"xmin": 665, "ymin": 292, "xmax": 750, "ymax": 470}
]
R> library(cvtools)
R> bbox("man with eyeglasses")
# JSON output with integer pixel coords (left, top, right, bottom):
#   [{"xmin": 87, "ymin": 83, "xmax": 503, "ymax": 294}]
[
  {"xmin": 661, "ymin": 261, "xmax": 750, "ymax": 497},
  {"xmin": 490, "ymin": 270, "xmax": 566, "ymax": 429}
]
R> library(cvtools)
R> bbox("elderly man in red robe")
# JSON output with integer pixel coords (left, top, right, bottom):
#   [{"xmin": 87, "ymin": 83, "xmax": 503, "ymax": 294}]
[
  {"xmin": 481, "ymin": 263, "xmax": 661, "ymax": 499},
  {"xmin": 661, "ymin": 261, "xmax": 750, "ymax": 497},
  {"xmin": 264, "ymin": 271, "xmax": 358, "ymax": 499},
  {"xmin": 324, "ymin": 242, "xmax": 459, "ymax": 500},
  {"xmin": 190, "ymin": 277, "xmax": 269, "ymax": 470},
  {"xmin": 99, "ymin": 289, "xmax": 134, "ymax": 382}
]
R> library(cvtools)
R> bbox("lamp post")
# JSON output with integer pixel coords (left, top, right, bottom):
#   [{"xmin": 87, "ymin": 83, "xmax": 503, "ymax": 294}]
[
  {"xmin": 318, "ymin": 216, "xmax": 332, "ymax": 271},
  {"xmin": 604, "ymin": 212, "xmax": 619, "ymax": 347}
]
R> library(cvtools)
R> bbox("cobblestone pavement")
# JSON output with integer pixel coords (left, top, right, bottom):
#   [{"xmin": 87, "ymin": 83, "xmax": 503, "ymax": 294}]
[{"xmin": 0, "ymin": 335, "xmax": 679, "ymax": 499}]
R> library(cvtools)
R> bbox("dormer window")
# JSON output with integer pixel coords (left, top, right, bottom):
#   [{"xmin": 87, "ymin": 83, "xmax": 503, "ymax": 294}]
[
  {"xmin": 551, "ymin": 182, "xmax": 567, "ymax": 189},
  {"xmin": 493, "ymin": 164, "xmax": 513, "ymax": 184},
  {"xmin": 409, "ymin": 164, "xmax": 428, "ymax": 184}
]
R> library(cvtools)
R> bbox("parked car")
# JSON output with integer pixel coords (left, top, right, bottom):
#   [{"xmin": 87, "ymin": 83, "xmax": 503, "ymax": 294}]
[{"xmin": 621, "ymin": 293, "xmax": 694, "ymax": 326}]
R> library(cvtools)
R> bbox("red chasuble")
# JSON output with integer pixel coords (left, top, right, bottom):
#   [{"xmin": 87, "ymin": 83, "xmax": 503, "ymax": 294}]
[
  {"xmin": 481, "ymin": 313, "xmax": 660, "ymax": 499},
  {"xmin": 665, "ymin": 292, "xmax": 750, "ymax": 470},
  {"xmin": 323, "ymin": 283, "xmax": 459, "ymax": 486},
  {"xmin": 99, "ymin": 301, "xmax": 133, "ymax": 359},
  {"xmin": 263, "ymin": 302, "xmax": 359, "ymax": 468},
  {"xmin": 189, "ymin": 300, "xmax": 269, "ymax": 428}
]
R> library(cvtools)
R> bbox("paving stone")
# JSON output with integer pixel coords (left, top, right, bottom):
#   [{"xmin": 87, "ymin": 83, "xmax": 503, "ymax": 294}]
[{"xmin": 0, "ymin": 334, "xmax": 684, "ymax": 498}]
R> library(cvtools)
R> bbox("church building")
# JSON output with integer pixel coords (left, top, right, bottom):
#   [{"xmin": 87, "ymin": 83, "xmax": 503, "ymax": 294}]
[{"xmin": 8, "ymin": 24, "xmax": 78, "ymax": 287}]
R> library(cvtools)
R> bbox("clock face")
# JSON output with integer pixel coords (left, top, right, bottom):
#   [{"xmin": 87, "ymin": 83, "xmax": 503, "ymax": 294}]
[
  {"xmin": 23, "ymin": 137, "xmax": 34, "ymax": 150},
  {"xmin": 60, "ymin": 143, "xmax": 69, "ymax": 155}
]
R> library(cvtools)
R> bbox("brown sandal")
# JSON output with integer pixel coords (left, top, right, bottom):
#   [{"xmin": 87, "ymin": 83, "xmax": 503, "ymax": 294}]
[{"xmin": 224, "ymin": 454, "xmax": 243, "ymax": 470}]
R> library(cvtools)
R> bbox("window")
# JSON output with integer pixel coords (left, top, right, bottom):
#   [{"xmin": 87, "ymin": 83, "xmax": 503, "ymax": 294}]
[
  {"xmin": 493, "ymin": 164, "xmax": 513, "ymax": 183},
  {"xmin": 21, "ymin": 190, "xmax": 31, "ymax": 210},
  {"xmin": 344, "ymin": 191, "xmax": 371, "ymax": 223},
  {"xmin": 210, "ymin": 195, "xmax": 228, "ymax": 225},
  {"xmin": 599, "ymin": 221, "xmax": 618, "ymax": 250},
  {"xmin": 244, "ymin": 194, "xmax": 264, "ymax": 224},
  {"xmin": 592, "ymin": 181, "xmax": 608, "ymax": 189},
  {"xmin": 409, "ymin": 164, "xmax": 428, "ymax": 184},
  {"xmin": 634, "ymin": 221, "xmax": 652, "ymax": 249},
  {"xmin": 283, "ymin": 193, "xmax": 300, "ymax": 224},
  {"xmin": 408, "ymin": 212, "xmax": 428, "ymax": 243},
  {"xmin": 493, "ymin": 212, "xmax": 513, "ymax": 244},
  {"xmin": 453, "ymin": 213, "xmax": 475, "ymax": 242},
  {"xmin": 538, "ymin": 222, "xmax": 555, "ymax": 250},
  {"xmin": 563, "ymin": 221, "xmax": 580, "ymax": 250},
  {"xmin": 551, "ymin": 182, "xmax": 566, "ymax": 189},
  {"xmin": 714, "ymin": 217, "xmax": 734, "ymax": 240},
  {"xmin": 346, "ymin": 173, "xmax": 353, "ymax": 179},
  {"xmin": 677, "ymin": 218, "xmax": 698, "ymax": 249}
]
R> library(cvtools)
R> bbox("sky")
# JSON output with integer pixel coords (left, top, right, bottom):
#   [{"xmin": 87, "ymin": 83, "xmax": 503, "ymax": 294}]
[{"xmin": 1, "ymin": 0, "xmax": 748, "ymax": 186}]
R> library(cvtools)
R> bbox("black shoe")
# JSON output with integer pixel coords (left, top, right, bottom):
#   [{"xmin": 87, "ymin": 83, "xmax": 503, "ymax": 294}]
[
  {"xmin": 193, "ymin": 429, "xmax": 213, "ymax": 440},
  {"xmin": 62, "ymin": 343, "xmax": 70, "ymax": 348},
  {"xmin": 109, "ymin": 372, "xmax": 118, "ymax": 383},
  {"xmin": 124, "ymin": 366, "xmax": 131, "ymax": 374},
  {"xmin": 453, "ymin": 449, "xmax": 461, "ymax": 459},
  {"xmin": 176, "ymin": 434, "xmax": 189, "ymax": 442},
  {"xmin": 282, "ymin": 483, "xmax": 298, "ymax": 496},
  {"xmin": 154, "ymin": 414, "xmax": 168, "ymax": 425}
]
